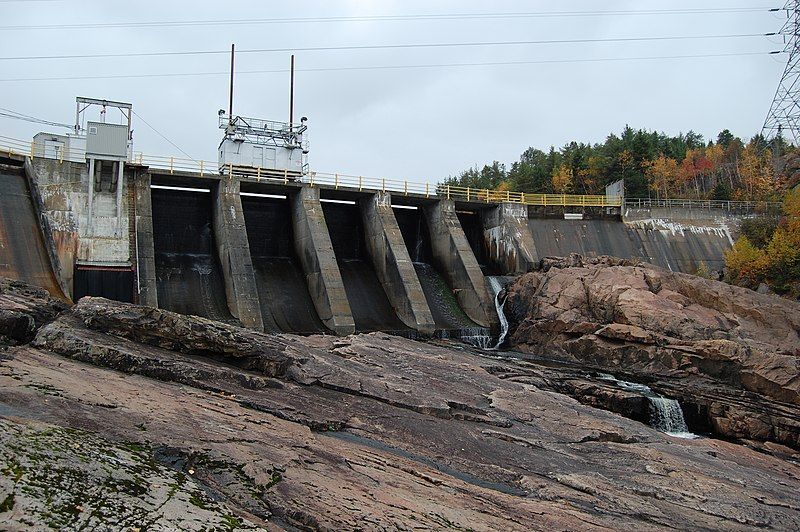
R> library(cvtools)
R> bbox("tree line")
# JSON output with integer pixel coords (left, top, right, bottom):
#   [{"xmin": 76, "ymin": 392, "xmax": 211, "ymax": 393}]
[
  {"xmin": 441, "ymin": 126, "xmax": 793, "ymax": 201},
  {"xmin": 725, "ymin": 189, "xmax": 800, "ymax": 298}
]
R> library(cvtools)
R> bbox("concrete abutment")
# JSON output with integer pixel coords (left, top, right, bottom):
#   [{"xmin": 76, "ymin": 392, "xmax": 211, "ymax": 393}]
[
  {"xmin": 292, "ymin": 186, "xmax": 355, "ymax": 335},
  {"xmin": 362, "ymin": 192, "xmax": 436, "ymax": 336},
  {"xmin": 482, "ymin": 202, "xmax": 539, "ymax": 274},
  {"xmin": 423, "ymin": 199, "xmax": 496, "ymax": 329},
  {"xmin": 132, "ymin": 170, "xmax": 157, "ymax": 308},
  {"xmin": 212, "ymin": 178, "xmax": 263, "ymax": 331}
]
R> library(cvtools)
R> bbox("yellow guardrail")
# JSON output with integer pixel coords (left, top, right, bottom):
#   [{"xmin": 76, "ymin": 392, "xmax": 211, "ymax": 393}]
[
  {"xmin": 434, "ymin": 184, "xmax": 619, "ymax": 207},
  {"xmin": 1, "ymin": 135, "xmax": 622, "ymax": 207}
]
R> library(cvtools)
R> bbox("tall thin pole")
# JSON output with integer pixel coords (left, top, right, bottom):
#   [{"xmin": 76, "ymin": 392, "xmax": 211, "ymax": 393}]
[
  {"xmin": 289, "ymin": 54, "xmax": 295, "ymax": 125},
  {"xmin": 229, "ymin": 44, "xmax": 235, "ymax": 122}
]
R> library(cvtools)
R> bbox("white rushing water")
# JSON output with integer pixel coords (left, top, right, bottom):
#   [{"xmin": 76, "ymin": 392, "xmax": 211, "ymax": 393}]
[
  {"xmin": 486, "ymin": 276, "xmax": 510, "ymax": 350},
  {"xmin": 648, "ymin": 397, "xmax": 693, "ymax": 438},
  {"xmin": 460, "ymin": 327, "xmax": 492, "ymax": 349},
  {"xmin": 597, "ymin": 374, "xmax": 697, "ymax": 438}
]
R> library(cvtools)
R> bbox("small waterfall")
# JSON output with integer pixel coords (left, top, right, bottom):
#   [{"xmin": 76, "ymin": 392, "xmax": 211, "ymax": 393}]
[
  {"xmin": 487, "ymin": 276, "xmax": 509, "ymax": 350},
  {"xmin": 597, "ymin": 374, "xmax": 696, "ymax": 438},
  {"xmin": 460, "ymin": 327, "xmax": 492, "ymax": 349},
  {"xmin": 649, "ymin": 397, "xmax": 691, "ymax": 436}
]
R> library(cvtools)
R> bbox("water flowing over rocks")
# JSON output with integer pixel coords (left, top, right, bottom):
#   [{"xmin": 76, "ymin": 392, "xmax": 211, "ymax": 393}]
[
  {"xmin": 1, "ymin": 277, "xmax": 800, "ymax": 529},
  {"xmin": 505, "ymin": 254, "xmax": 800, "ymax": 449}
]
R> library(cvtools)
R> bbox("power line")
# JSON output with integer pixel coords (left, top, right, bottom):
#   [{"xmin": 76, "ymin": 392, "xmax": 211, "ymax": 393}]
[
  {"xmin": 0, "ymin": 33, "xmax": 775, "ymax": 62},
  {"xmin": 0, "ymin": 51, "xmax": 780, "ymax": 83},
  {"xmin": 0, "ymin": 107, "xmax": 72, "ymax": 128},
  {"xmin": 0, "ymin": 7, "xmax": 779, "ymax": 31},
  {"xmin": 130, "ymin": 110, "xmax": 196, "ymax": 161}
]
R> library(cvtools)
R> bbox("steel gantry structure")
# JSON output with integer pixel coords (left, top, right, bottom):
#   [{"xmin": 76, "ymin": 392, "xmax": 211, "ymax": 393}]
[{"xmin": 763, "ymin": 0, "xmax": 800, "ymax": 144}]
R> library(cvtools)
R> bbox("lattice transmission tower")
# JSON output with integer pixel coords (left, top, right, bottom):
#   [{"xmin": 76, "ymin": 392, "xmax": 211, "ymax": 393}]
[{"xmin": 763, "ymin": 0, "xmax": 800, "ymax": 144}]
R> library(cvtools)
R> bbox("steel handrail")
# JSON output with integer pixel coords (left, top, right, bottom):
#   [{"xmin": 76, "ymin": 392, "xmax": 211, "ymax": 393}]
[
  {"xmin": 624, "ymin": 197, "xmax": 783, "ymax": 211},
  {"xmin": 0, "ymin": 134, "xmax": 779, "ymax": 211}
]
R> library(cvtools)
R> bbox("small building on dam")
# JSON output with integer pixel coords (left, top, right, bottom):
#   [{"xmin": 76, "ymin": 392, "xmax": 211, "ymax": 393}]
[{"xmin": 0, "ymin": 96, "xmax": 761, "ymax": 339}]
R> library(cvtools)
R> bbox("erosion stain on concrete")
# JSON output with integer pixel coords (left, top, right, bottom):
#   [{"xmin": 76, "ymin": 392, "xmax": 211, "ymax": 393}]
[
  {"xmin": 151, "ymin": 187, "xmax": 234, "ymax": 323},
  {"xmin": 322, "ymin": 201, "xmax": 408, "ymax": 334},
  {"xmin": 527, "ymin": 218, "xmax": 733, "ymax": 273},
  {"xmin": 241, "ymin": 194, "xmax": 326, "ymax": 334},
  {"xmin": 0, "ymin": 166, "xmax": 63, "ymax": 298}
]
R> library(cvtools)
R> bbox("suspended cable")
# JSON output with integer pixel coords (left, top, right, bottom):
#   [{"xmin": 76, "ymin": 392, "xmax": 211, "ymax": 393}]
[
  {"xmin": 0, "ymin": 107, "xmax": 72, "ymax": 128},
  {"xmin": 130, "ymin": 110, "xmax": 196, "ymax": 162},
  {"xmin": 0, "ymin": 7, "xmax": 778, "ymax": 31},
  {"xmin": 0, "ymin": 51, "xmax": 780, "ymax": 83},
  {"xmin": 0, "ymin": 33, "xmax": 775, "ymax": 61}
]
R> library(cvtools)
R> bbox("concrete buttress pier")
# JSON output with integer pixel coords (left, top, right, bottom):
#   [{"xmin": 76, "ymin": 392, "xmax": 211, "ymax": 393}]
[
  {"xmin": 424, "ymin": 199, "xmax": 496, "ymax": 329},
  {"xmin": 132, "ymin": 170, "xmax": 157, "ymax": 308},
  {"xmin": 292, "ymin": 186, "xmax": 355, "ymax": 335},
  {"xmin": 212, "ymin": 178, "xmax": 263, "ymax": 331},
  {"xmin": 482, "ymin": 202, "xmax": 539, "ymax": 274},
  {"xmin": 362, "ymin": 192, "xmax": 435, "ymax": 336},
  {"xmin": 22, "ymin": 158, "xmax": 71, "ymax": 300}
]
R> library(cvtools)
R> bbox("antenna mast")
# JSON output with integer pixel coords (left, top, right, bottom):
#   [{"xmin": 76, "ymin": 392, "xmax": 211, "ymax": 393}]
[
  {"xmin": 762, "ymin": 0, "xmax": 800, "ymax": 144},
  {"xmin": 229, "ymin": 44, "xmax": 235, "ymax": 123},
  {"xmin": 289, "ymin": 54, "xmax": 295, "ymax": 126}
]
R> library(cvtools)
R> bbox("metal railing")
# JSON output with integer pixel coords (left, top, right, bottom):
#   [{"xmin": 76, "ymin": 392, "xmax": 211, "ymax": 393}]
[
  {"xmin": 0, "ymin": 134, "xmax": 779, "ymax": 211},
  {"xmin": 435, "ymin": 184, "xmax": 620, "ymax": 206},
  {"xmin": 624, "ymin": 197, "xmax": 783, "ymax": 213}
]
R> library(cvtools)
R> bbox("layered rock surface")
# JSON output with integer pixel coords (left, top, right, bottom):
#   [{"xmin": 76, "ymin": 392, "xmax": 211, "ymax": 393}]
[
  {"xmin": 1, "ymin": 280, "xmax": 799, "ymax": 529},
  {"xmin": 505, "ymin": 254, "xmax": 800, "ymax": 448},
  {"xmin": 0, "ymin": 278, "xmax": 68, "ymax": 345}
]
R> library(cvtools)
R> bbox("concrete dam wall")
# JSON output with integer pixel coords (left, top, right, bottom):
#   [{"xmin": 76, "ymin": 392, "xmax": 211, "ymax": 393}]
[
  {"xmin": 394, "ymin": 206, "xmax": 483, "ymax": 337},
  {"xmin": 461, "ymin": 201, "xmax": 741, "ymax": 277},
  {"xmin": 0, "ymin": 154, "xmax": 758, "ymax": 337},
  {"xmin": 322, "ymin": 200, "xmax": 410, "ymax": 334},
  {"xmin": 526, "ymin": 211, "xmax": 738, "ymax": 274},
  {"xmin": 151, "ymin": 186, "xmax": 233, "ymax": 322},
  {"xmin": 0, "ymin": 160, "xmax": 65, "ymax": 299},
  {"xmin": 241, "ymin": 194, "xmax": 327, "ymax": 334}
]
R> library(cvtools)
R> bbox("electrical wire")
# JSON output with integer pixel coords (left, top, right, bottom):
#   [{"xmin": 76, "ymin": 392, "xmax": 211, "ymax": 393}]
[
  {"xmin": 130, "ymin": 109, "xmax": 196, "ymax": 161},
  {"xmin": 0, "ymin": 7, "xmax": 780, "ymax": 31},
  {"xmin": 0, "ymin": 107, "xmax": 72, "ymax": 128},
  {"xmin": 0, "ymin": 33, "xmax": 776, "ymax": 61},
  {"xmin": 0, "ymin": 50, "xmax": 780, "ymax": 83}
]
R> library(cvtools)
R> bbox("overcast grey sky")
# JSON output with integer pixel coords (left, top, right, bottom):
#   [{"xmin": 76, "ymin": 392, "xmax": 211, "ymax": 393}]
[{"xmin": 0, "ymin": 0, "xmax": 787, "ymax": 182}]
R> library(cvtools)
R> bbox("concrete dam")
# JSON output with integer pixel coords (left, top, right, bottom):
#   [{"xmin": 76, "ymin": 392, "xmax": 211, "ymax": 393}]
[{"xmin": 0, "ymin": 153, "xmax": 753, "ymax": 338}]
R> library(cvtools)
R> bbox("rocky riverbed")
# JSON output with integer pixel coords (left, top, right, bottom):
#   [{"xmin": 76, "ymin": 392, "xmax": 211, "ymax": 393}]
[
  {"xmin": 504, "ymin": 254, "xmax": 800, "ymax": 449},
  {"xmin": 1, "ymin": 270, "xmax": 800, "ymax": 530}
]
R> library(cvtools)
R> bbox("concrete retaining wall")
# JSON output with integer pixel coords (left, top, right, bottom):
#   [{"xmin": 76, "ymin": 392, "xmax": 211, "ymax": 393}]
[
  {"xmin": 212, "ymin": 179, "xmax": 263, "ymax": 331},
  {"xmin": 482, "ymin": 202, "xmax": 539, "ymax": 274},
  {"xmin": 424, "ymin": 199, "xmax": 496, "ymax": 328},
  {"xmin": 362, "ymin": 192, "xmax": 435, "ymax": 336},
  {"xmin": 292, "ymin": 186, "xmax": 355, "ymax": 335}
]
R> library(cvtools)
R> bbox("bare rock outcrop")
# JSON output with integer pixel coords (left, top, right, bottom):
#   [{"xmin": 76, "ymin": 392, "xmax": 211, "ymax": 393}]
[
  {"xmin": 2, "ymin": 278, "xmax": 800, "ymax": 528},
  {"xmin": 0, "ymin": 278, "xmax": 68, "ymax": 345},
  {"xmin": 505, "ymin": 254, "xmax": 800, "ymax": 447}
]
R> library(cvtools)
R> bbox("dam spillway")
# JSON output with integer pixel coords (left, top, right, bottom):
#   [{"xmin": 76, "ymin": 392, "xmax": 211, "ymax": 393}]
[
  {"xmin": 241, "ymin": 194, "xmax": 326, "ymax": 334},
  {"xmin": 150, "ymin": 186, "xmax": 233, "ymax": 322},
  {"xmin": 0, "ymin": 162, "xmax": 64, "ymax": 299},
  {"xmin": 393, "ymin": 206, "xmax": 482, "ymax": 336},
  {"xmin": 322, "ymin": 200, "xmax": 410, "ymax": 334},
  {"xmin": 456, "ymin": 209, "xmax": 501, "ymax": 275}
]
